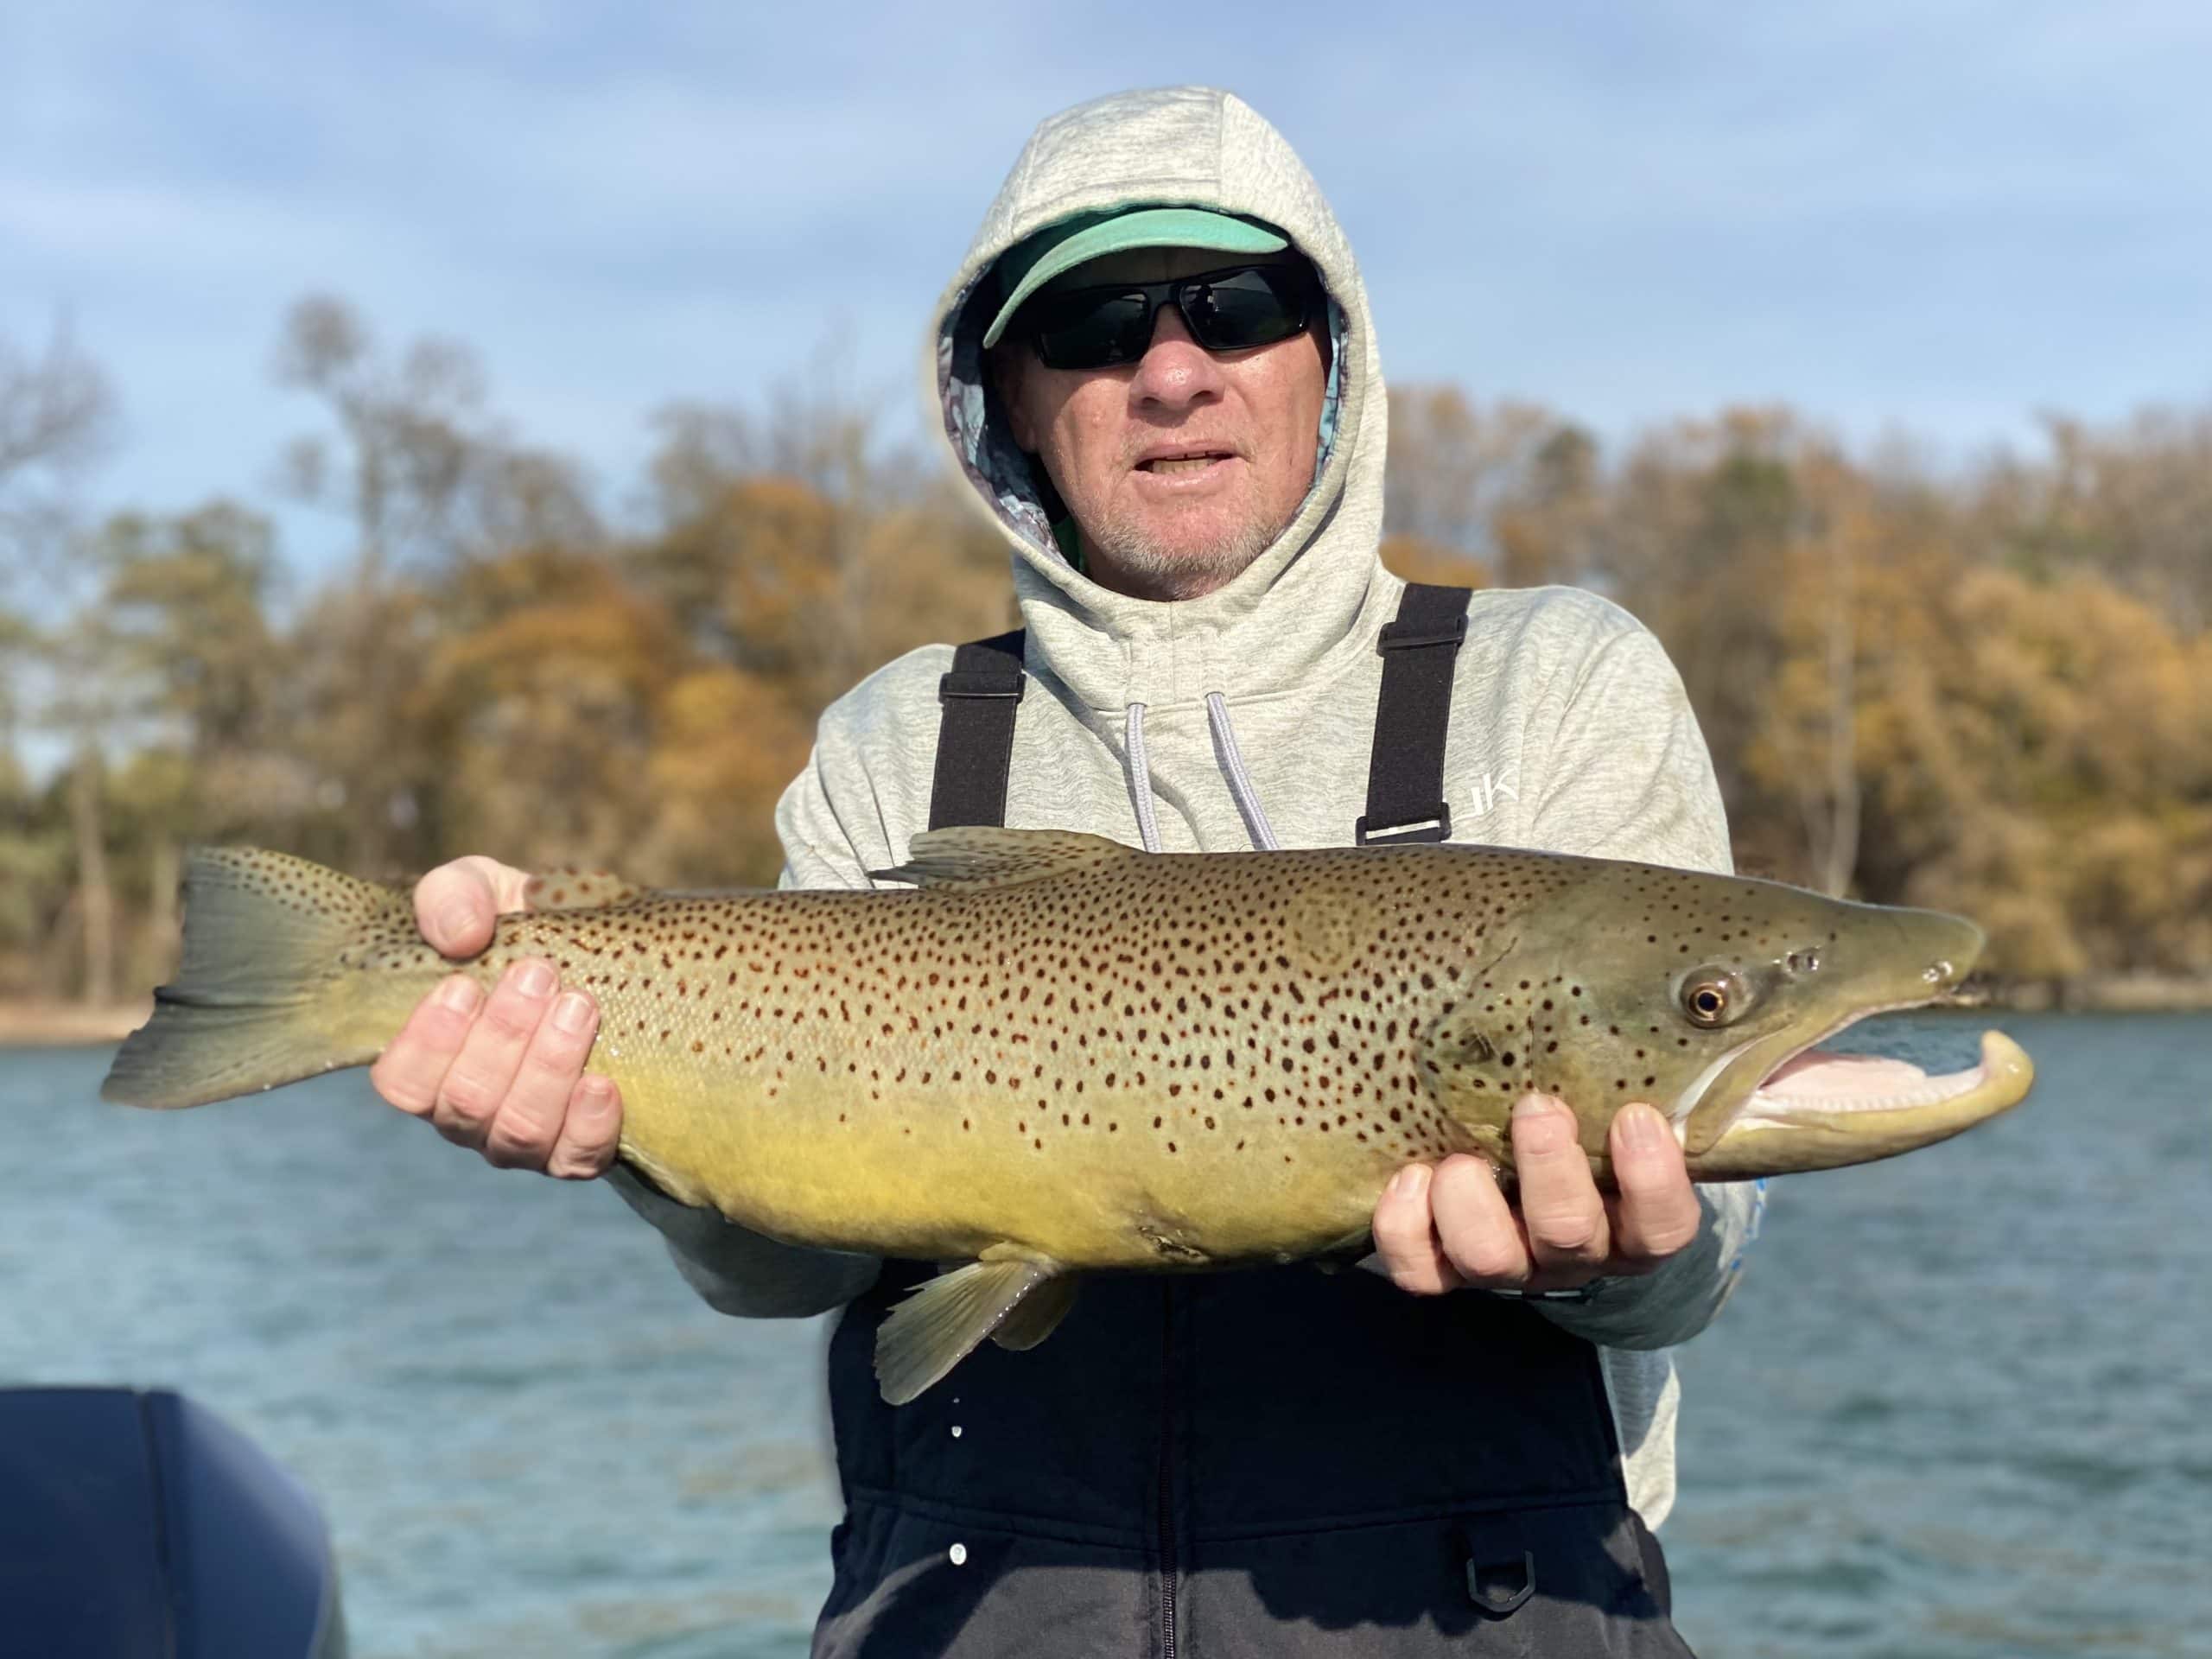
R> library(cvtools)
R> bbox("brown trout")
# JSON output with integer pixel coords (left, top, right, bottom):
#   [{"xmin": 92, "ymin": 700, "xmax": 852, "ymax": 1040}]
[{"xmin": 102, "ymin": 829, "xmax": 2032, "ymax": 1401}]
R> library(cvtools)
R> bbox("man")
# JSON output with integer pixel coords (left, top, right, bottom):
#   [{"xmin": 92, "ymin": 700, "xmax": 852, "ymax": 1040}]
[{"xmin": 371, "ymin": 87, "xmax": 1758, "ymax": 1655}]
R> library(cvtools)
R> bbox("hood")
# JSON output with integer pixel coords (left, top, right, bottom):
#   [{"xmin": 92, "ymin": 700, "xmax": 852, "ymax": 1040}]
[{"xmin": 925, "ymin": 86, "xmax": 1392, "ymax": 715}]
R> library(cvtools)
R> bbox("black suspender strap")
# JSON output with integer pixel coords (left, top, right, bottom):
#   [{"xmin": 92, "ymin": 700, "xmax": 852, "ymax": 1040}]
[
  {"xmin": 931, "ymin": 593, "xmax": 1465, "ymax": 843},
  {"xmin": 928, "ymin": 628, "xmax": 1027, "ymax": 830},
  {"xmin": 1356, "ymin": 583, "xmax": 1472, "ymax": 845}
]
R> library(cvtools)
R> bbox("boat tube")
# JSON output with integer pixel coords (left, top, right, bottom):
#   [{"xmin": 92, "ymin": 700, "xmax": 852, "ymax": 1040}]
[{"xmin": 0, "ymin": 1387, "xmax": 346, "ymax": 1656}]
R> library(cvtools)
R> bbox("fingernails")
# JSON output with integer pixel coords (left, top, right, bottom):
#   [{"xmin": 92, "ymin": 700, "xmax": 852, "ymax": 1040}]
[
  {"xmin": 1512, "ymin": 1093, "xmax": 1578, "ymax": 1154},
  {"xmin": 576, "ymin": 1075, "xmax": 615, "ymax": 1114},
  {"xmin": 435, "ymin": 976, "xmax": 480, "ymax": 1014},
  {"xmin": 1618, "ymin": 1103, "xmax": 1668, "ymax": 1153},
  {"xmin": 1391, "ymin": 1164, "xmax": 1430, "ymax": 1201},
  {"xmin": 435, "ymin": 904, "xmax": 478, "ymax": 950},
  {"xmin": 550, "ymin": 991, "xmax": 594, "ymax": 1035},
  {"xmin": 512, "ymin": 959, "xmax": 556, "ymax": 998}
]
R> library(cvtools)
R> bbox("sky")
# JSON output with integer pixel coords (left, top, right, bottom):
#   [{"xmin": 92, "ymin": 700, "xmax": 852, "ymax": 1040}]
[{"xmin": 5, "ymin": 0, "xmax": 2211, "ymax": 575}]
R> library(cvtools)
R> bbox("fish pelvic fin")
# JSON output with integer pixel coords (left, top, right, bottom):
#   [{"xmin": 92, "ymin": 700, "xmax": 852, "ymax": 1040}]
[
  {"xmin": 101, "ymin": 848, "xmax": 410, "ymax": 1109},
  {"xmin": 989, "ymin": 1273, "xmax": 1079, "ymax": 1351},
  {"xmin": 869, "ymin": 828, "xmax": 1137, "ymax": 891},
  {"xmin": 874, "ymin": 1252, "xmax": 1069, "ymax": 1404}
]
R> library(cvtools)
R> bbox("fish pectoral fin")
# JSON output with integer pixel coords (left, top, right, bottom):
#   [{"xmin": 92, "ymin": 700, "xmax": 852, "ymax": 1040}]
[
  {"xmin": 522, "ymin": 867, "xmax": 646, "ymax": 912},
  {"xmin": 874, "ymin": 1255, "xmax": 1066, "ymax": 1404},
  {"xmin": 869, "ymin": 828, "xmax": 1138, "ymax": 891},
  {"xmin": 989, "ymin": 1273, "xmax": 1079, "ymax": 1351}
]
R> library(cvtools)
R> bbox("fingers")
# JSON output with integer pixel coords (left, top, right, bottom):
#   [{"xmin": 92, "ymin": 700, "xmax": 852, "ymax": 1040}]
[
  {"xmin": 431, "ymin": 958, "xmax": 561, "ymax": 1152},
  {"xmin": 368, "ymin": 961, "xmax": 613, "ymax": 1176},
  {"xmin": 369, "ymin": 974, "xmax": 484, "ymax": 1117},
  {"xmin": 546, "ymin": 1075, "xmax": 624, "ymax": 1179},
  {"xmin": 1605, "ymin": 1103, "xmax": 1703, "ymax": 1271},
  {"xmin": 1370, "ymin": 1096, "xmax": 1705, "ymax": 1303},
  {"xmin": 375, "ymin": 850, "xmax": 612, "ymax": 1180},
  {"xmin": 1511, "ymin": 1093, "xmax": 1612, "ymax": 1285},
  {"xmin": 480, "ymin": 987, "xmax": 601, "ymax": 1169},
  {"xmin": 1430, "ymin": 1152, "xmax": 1534, "ymax": 1287},
  {"xmin": 412, "ymin": 855, "xmax": 535, "ymax": 959},
  {"xmin": 1369, "ymin": 1164, "xmax": 1465, "ymax": 1294}
]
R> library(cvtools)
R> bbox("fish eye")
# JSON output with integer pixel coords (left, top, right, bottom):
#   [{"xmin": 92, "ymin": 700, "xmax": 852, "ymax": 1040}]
[{"xmin": 1680, "ymin": 970, "xmax": 1745, "ymax": 1027}]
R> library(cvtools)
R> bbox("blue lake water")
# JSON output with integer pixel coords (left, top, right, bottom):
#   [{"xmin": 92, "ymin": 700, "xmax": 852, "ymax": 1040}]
[{"xmin": 2, "ymin": 1010, "xmax": 2206, "ymax": 1656}]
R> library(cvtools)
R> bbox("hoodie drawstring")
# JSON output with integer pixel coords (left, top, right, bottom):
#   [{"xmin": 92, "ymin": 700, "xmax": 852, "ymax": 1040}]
[
  {"xmin": 1120, "ymin": 696, "xmax": 1281, "ymax": 855},
  {"xmin": 1122, "ymin": 703, "xmax": 1165, "ymax": 854},
  {"xmin": 1205, "ymin": 692, "xmax": 1281, "ymax": 851}
]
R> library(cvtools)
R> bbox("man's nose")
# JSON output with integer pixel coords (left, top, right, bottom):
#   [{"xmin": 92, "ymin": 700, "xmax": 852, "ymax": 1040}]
[{"xmin": 1128, "ymin": 305, "xmax": 1224, "ymax": 409}]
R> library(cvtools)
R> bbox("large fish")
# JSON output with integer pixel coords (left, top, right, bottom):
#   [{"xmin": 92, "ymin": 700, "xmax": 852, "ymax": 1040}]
[{"xmin": 103, "ymin": 830, "xmax": 2031, "ymax": 1401}]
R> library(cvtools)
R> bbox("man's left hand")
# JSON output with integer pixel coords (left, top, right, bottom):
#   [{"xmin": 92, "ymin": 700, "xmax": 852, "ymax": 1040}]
[{"xmin": 1369, "ymin": 1096, "xmax": 1703, "ymax": 1294}]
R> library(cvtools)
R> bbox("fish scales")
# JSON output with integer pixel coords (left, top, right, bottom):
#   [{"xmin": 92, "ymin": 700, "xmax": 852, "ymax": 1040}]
[{"xmin": 459, "ymin": 845, "xmax": 1502, "ymax": 1271}]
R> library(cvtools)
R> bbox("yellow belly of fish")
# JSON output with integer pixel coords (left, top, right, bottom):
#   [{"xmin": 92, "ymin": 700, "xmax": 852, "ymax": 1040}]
[{"xmin": 601, "ymin": 1039, "xmax": 1402, "ymax": 1270}]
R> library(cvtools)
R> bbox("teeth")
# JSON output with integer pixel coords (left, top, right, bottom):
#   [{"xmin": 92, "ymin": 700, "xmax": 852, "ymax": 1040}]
[{"xmin": 1147, "ymin": 456, "xmax": 1219, "ymax": 475}]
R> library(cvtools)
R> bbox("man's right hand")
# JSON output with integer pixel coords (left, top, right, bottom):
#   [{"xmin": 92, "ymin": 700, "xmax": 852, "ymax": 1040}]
[{"xmin": 367, "ymin": 855, "xmax": 625, "ymax": 1179}]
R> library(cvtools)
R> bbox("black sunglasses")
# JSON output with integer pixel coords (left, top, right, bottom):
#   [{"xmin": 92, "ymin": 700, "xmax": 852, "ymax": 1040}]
[{"xmin": 1020, "ymin": 262, "xmax": 1322, "ymax": 371}]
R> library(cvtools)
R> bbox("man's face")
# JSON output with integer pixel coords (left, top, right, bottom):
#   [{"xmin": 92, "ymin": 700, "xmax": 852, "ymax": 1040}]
[{"xmin": 994, "ymin": 248, "xmax": 1328, "ymax": 602}]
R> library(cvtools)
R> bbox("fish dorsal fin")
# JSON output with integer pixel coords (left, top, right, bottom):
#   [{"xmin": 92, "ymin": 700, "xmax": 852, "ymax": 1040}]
[
  {"xmin": 522, "ymin": 867, "xmax": 645, "ymax": 912},
  {"xmin": 869, "ymin": 828, "xmax": 1137, "ymax": 891},
  {"xmin": 874, "ymin": 1255, "xmax": 1066, "ymax": 1404}
]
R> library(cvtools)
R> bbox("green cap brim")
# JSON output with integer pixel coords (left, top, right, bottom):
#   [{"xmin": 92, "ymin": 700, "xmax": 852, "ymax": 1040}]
[{"xmin": 982, "ymin": 207, "xmax": 1290, "ymax": 350}]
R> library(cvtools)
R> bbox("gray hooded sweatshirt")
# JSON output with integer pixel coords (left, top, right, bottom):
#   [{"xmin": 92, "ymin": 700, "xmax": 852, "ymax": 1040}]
[{"xmin": 626, "ymin": 86, "xmax": 1763, "ymax": 1545}]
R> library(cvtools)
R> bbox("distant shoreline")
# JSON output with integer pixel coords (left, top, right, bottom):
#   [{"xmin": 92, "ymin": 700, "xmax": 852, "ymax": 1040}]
[
  {"xmin": 0, "ymin": 1000, "xmax": 152, "ymax": 1048},
  {"xmin": 1, "ymin": 978, "xmax": 2205, "ymax": 1051},
  {"xmin": 1960, "ymin": 976, "xmax": 2212, "ymax": 1014}
]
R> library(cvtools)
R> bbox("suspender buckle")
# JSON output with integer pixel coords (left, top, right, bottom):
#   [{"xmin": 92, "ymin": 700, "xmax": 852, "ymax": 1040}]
[
  {"xmin": 1355, "ymin": 804, "xmax": 1452, "ymax": 846},
  {"xmin": 937, "ymin": 671, "xmax": 1025, "ymax": 702},
  {"xmin": 1376, "ymin": 613, "xmax": 1467, "ymax": 653},
  {"xmin": 1459, "ymin": 1515, "xmax": 1535, "ymax": 1618}
]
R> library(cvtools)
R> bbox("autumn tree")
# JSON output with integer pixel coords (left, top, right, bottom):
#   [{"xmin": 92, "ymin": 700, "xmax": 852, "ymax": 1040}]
[
  {"xmin": 1979, "ymin": 408, "xmax": 2212, "ymax": 636},
  {"xmin": 0, "ymin": 322, "xmax": 117, "ymax": 1001},
  {"xmin": 9, "ymin": 293, "xmax": 2209, "ymax": 1005},
  {"xmin": 636, "ymin": 396, "xmax": 1009, "ymax": 711},
  {"xmin": 272, "ymin": 295, "xmax": 601, "ymax": 875},
  {"xmin": 0, "ymin": 320, "xmax": 114, "ymax": 583}
]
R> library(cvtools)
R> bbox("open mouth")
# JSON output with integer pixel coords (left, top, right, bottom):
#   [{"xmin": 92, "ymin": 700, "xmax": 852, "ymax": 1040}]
[
  {"xmin": 1678, "ymin": 999, "xmax": 2027, "ymax": 1139},
  {"xmin": 1135, "ymin": 446, "xmax": 1236, "ymax": 477},
  {"xmin": 1745, "ymin": 1033, "xmax": 2007, "ymax": 1122},
  {"xmin": 1717, "ymin": 1007, "xmax": 2032, "ymax": 1144}
]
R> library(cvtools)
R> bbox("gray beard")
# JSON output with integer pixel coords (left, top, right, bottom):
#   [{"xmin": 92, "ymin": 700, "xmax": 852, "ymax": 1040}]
[{"xmin": 1085, "ymin": 508, "xmax": 1293, "ymax": 601}]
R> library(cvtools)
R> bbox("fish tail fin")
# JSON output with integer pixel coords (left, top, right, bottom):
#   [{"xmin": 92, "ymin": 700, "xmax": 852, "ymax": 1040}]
[{"xmin": 102, "ymin": 848, "xmax": 415, "ymax": 1109}]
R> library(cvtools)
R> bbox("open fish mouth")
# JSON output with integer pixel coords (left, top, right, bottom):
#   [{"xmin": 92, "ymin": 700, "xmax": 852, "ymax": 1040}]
[
  {"xmin": 1682, "ymin": 1010, "xmax": 2035, "ymax": 1179},
  {"xmin": 1736, "ymin": 1027, "xmax": 2026, "ymax": 1132}
]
